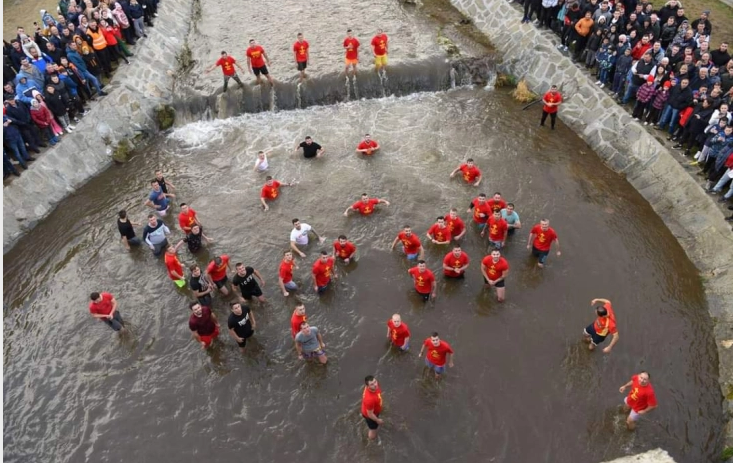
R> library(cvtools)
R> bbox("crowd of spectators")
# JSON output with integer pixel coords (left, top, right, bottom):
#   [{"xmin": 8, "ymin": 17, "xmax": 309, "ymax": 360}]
[
  {"xmin": 519, "ymin": 0, "xmax": 733, "ymax": 214},
  {"xmin": 3, "ymin": 0, "xmax": 159, "ymax": 178}
]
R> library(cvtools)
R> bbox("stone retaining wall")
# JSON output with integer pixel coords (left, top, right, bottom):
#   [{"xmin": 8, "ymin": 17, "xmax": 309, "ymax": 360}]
[
  {"xmin": 2, "ymin": 0, "xmax": 194, "ymax": 253},
  {"xmin": 449, "ymin": 0, "xmax": 733, "ymax": 453}
]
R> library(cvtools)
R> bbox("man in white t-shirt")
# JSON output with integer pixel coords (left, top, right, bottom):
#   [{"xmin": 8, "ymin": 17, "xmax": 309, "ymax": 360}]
[
  {"xmin": 253, "ymin": 150, "xmax": 270, "ymax": 173},
  {"xmin": 289, "ymin": 218, "xmax": 326, "ymax": 257}
]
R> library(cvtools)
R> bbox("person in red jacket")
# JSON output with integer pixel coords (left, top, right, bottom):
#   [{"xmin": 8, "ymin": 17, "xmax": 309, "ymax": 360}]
[
  {"xmin": 631, "ymin": 35, "xmax": 652, "ymax": 60},
  {"xmin": 540, "ymin": 84, "xmax": 563, "ymax": 129},
  {"xmin": 29, "ymin": 99, "xmax": 59, "ymax": 145},
  {"xmin": 619, "ymin": 371, "xmax": 658, "ymax": 430}
]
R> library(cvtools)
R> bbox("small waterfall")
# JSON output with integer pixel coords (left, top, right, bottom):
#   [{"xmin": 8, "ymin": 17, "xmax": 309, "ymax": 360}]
[
  {"xmin": 352, "ymin": 75, "xmax": 360, "ymax": 99},
  {"xmin": 296, "ymin": 83, "xmax": 302, "ymax": 109},
  {"xmin": 345, "ymin": 76, "xmax": 351, "ymax": 101},
  {"xmin": 253, "ymin": 85, "xmax": 263, "ymax": 112},
  {"xmin": 270, "ymin": 86, "xmax": 278, "ymax": 111},
  {"xmin": 450, "ymin": 68, "xmax": 457, "ymax": 89},
  {"xmin": 379, "ymin": 72, "xmax": 387, "ymax": 98}
]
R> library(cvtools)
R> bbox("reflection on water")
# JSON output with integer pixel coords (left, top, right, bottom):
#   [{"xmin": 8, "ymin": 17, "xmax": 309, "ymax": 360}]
[{"xmin": 3, "ymin": 89, "xmax": 722, "ymax": 463}]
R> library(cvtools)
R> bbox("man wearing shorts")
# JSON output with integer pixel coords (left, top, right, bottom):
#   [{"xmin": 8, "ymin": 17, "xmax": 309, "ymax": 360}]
[
  {"xmin": 188, "ymin": 302, "xmax": 220, "ymax": 350},
  {"xmin": 293, "ymin": 33, "xmax": 309, "ymax": 81},
  {"xmin": 142, "ymin": 214, "xmax": 171, "ymax": 257},
  {"xmin": 343, "ymin": 29, "xmax": 360, "ymax": 76},
  {"xmin": 290, "ymin": 304, "xmax": 307, "ymax": 339},
  {"xmin": 204, "ymin": 50, "xmax": 245, "ymax": 92},
  {"xmin": 246, "ymin": 39, "xmax": 274, "ymax": 85},
  {"xmin": 145, "ymin": 180, "xmax": 174, "ymax": 217},
  {"xmin": 227, "ymin": 302, "xmax": 256, "ymax": 353},
  {"xmin": 408, "ymin": 260, "xmax": 436, "ymax": 302},
  {"xmin": 527, "ymin": 218, "xmax": 561, "ymax": 268},
  {"xmin": 294, "ymin": 322, "xmax": 327, "ymax": 364},
  {"xmin": 481, "ymin": 249, "xmax": 509, "ymax": 302},
  {"xmin": 419, "ymin": 332, "xmax": 454, "ymax": 379},
  {"xmin": 361, "ymin": 375, "xmax": 384, "ymax": 440},
  {"xmin": 583, "ymin": 298, "xmax": 620, "ymax": 353},
  {"xmin": 88, "ymin": 292, "xmax": 125, "ymax": 333},
  {"xmin": 232, "ymin": 262, "xmax": 266, "ymax": 304},
  {"xmin": 188, "ymin": 264, "xmax": 215, "ymax": 306},
  {"xmin": 619, "ymin": 371, "xmax": 657, "ymax": 430},
  {"xmin": 371, "ymin": 29, "xmax": 388, "ymax": 74},
  {"xmin": 279, "ymin": 250, "xmax": 299, "ymax": 297},
  {"xmin": 390, "ymin": 225, "xmax": 424, "ymax": 261},
  {"xmin": 206, "ymin": 254, "xmax": 232, "ymax": 296}
]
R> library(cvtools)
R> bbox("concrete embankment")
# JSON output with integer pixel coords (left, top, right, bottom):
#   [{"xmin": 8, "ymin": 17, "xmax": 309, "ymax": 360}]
[
  {"xmin": 2, "ymin": 0, "xmax": 194, "ymax": 253},
  {"xmin": 449, "ymin": 0, "xmax": 733, "ymax": 455}
]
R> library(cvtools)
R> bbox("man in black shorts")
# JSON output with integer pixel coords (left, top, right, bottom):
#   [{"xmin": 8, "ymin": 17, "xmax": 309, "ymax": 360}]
[
  {"xmin": 188, "ymin": 264, "xmax": 215, "ymax": 306},
  {"xmin": 294, "ymin": 136, "xmax": 325, "ymax": 159},
  {"xmin": 246, "ymin": 39, "xmax": 274, "ymax": 85},
  {"xmin": 117, "ymin": 210, "xmax": 141, "ymax": 250},
  {"xmin": 232, "ymin": 262, "xmax": 267, "ymax": 304},
  {"xmin": 179, "ymin": 224, "xmax": 213, "ymax": 254},
  {"xmin": 227, "ymin": 302, "xmax": 256, "ymax": 353}
]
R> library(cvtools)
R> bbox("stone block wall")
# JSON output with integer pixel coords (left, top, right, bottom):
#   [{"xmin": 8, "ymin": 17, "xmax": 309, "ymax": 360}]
[
  {"xmin": 449, "ymin": 0, "xmax": 733, "ymax": 449},
  {"xmin": 2, "ymin": 0, "xmax": 194, "ymax": 252}
]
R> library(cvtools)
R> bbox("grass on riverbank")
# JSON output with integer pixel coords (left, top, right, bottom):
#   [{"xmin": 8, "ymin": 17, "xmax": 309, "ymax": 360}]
[{"xmin": 677, "ymin": 0, "xmax": 733, "ymax": 47}]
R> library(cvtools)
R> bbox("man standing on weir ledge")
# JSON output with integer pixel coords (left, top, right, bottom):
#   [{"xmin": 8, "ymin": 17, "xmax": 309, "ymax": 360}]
[
  {"xmin": 293, "ymin": 33, "xmax": 309, "ymax": 81},
  {"xmin": 88, "ymin": 292, "xmax": 126, "ymax": 333},
  {"xmin": 294, "ymin": 136, "xmax": 325, "ymax": 159},
  {"xmin": 246, "ymin": 39, "xmax": 274, "ymax": 85},
  {"xmin": 205, "ymin": 51, "xmax": 245, "ymax": 92},
  {"xmin": 343, "ymin": 29, "xmax": 360, "ymax": 77},
  {"xmin": 540, "ymin": 84, "xmax": 563, "ymax": 129},
  {"xmin": 371, "ymin": 29, "xmax": 388, "ymax": 75},
  {"xmin": 143, "ymin": 214, "xmax": 170, "ymax": 256}
]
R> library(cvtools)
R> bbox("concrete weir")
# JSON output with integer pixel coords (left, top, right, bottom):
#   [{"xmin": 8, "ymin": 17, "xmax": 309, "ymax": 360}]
[
  {"xmin": 448, "ymin": 0, "xmax": 733, "ymax": 456},
  {"xmin": 2, "ymin": 0, "xmax": 195, "ymax": 253}
]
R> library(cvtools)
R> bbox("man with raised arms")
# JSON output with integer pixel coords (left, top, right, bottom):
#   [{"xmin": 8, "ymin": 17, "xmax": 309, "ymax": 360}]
[
  {"xmin": 583, "ymin": 298, "xmax": 619, "ymax": 353},
  {"xmin": 450, "ymin": 158, "xmax": 482, "ymax": 186},
  {"xmin": 390, "ymin": 225, "xmax": 424, "ymax": 261}
]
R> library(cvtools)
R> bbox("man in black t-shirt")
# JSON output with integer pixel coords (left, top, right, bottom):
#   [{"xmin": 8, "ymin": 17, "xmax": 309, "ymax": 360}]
[
  {"xmin": 232, "ymin": 262, "xmax": 267, "ymax": 303},
  {"xmin": 117, "ymin": 210, "xmax": 141, "ymax": 250},
  {"xmin": 294, "ymin": 136, "xmax": 325, "ymax": 159},
  {"xmin": 179, "ymin": 224, "xmax": 213, "ymax": 254},
  {"xmin": 227, "ymin": 302, "xmax": 256, "ymax": 352},
  {"xmin": 188, "ymin": 264, "xmax": 215, "ymax": 306}
]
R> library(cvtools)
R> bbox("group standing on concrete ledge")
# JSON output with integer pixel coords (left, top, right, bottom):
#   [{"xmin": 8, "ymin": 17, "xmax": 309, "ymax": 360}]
[
  {"xmin": 3, "ymin": 0, "xmax": 160, "ymax": 178},
  {"xmin": 514, "ymin": 0, "xmax": 733, "ymax": 219}
]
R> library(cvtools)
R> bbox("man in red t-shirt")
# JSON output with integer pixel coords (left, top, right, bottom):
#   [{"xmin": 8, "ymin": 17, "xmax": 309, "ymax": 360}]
[
  {"xmin": 260, "ymin": 176, "xmax": 295, "ymax": 211},
  {"xmin": 343, "ymin": 29, "xmax": 360, "ymax": 76},
  {"xmin": 443, "ymin": 245, "xmax": 470, "ymax": 278},
  {"xmin": 583, "ymin": 298, "xmax": 620, "ymax": 353},
  {"xmin": 88, "ymin": 291, "xmax": 125, "ymax": 332},
  {"xmin": 486, "ymin": 192, "xmax": 507, "ymax": 213},
  {"xmin": 527, "ymin": 218, "xmax": 561, "ymax": 268},
  {"xmin": 371, "ymin": 28, "xmax": 388, "ymax": 74},
  {"xmin": 419, "ymin": 332, "xmax": 454, "ymax": 379},
  {"xmin": 204, "ymin": 50, "xmax": 245, "ymax": 92},
  {"xmin": 177, "ymin": 203, "xmax": 202, "ymax": 233},
  {"xmin": 540, "ymin": 84, "xmax": 563, "ymax": 129},
  {"xmin": 487, "ymin": 210, "xmax": 508, "ymax": 249},
  {"xmin": 467, "ymin": 193, "xmax": 492, "ymax": 232},
  {"xmin": 206, "ymin": 254, "xmax": 232, "ymax": 296},
  {"xmin": 444, "ymin": 208, "xmax": 466, "ymax": 240},
  {"xmin": 355, "ymin": 133, "xmax": 380, "ymax": 155},
  {"xmin": 293, "ymin": 33, "xmax": 309, "ymax": 81},
  {"xmin": 481, "ymin": 249, "xmax": 509, "ymax": 302},
  {"xmin": 361, "ymin": 375, "xmax": 384, "ymax": 440},
  {"xmin": 164, "ymin": 242, "xmax": 186, "ymax": 286},
  {"xmin": 344, "ymin": 193, "xmax": 390, "ymax": 216},
  {"xmin": 188, "ymin": 301, "xmax": 220, "ymax": 349},
  {"xmin": 278, "ymin": 250, "xmax": 299, "ymax": 296},
  {"xmin": 619, "ymin": 371, "xmax": 658, "ymax": 430},
  {"xmin": 450, "ymin": 158, "xmax": 482, "ymax": 186},
  {"xmin": 390, "ymin": 225, "xmax": 424, "ymax": 261},
  {"xmin": 333, "ymin": 235, "xmax": 357, "ymax": 264},
  {"xmin": 427, "ymin": 216, "xmax": 452, "ymax": 245},
  {"xmin": 290, "ymin": 304, "xmax": 307, "ymax": 339},
  {"xmin": 312, "ymin": 251, "xmax": 337, "ymax": 294},
  {"xmin": 408, "ymin": 260, "xmax": 436, "ymax": 302},
  {"xmin": 386, "ymin": 314, "xmax": 410, "ymax": 351},
  {"xmin": 246, "ymin": 38, "xmax": 274, "ymax": 85}
]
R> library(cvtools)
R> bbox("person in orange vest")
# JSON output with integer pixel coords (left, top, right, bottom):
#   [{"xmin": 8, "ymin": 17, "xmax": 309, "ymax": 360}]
[
  {"xmin": 540, "ymin": 84, "xmax": 563, "ymax": 130},
  {"xmin": 86, "ymin": 20, "xmax": 113, "ymax": 77}
]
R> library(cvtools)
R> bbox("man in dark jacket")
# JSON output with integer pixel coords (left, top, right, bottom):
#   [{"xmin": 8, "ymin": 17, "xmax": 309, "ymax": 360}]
[
  {"xmin": 656, "ymin": 77, "xmax": 692, "ymax": 134},
  {"xmin": 622, "ymin": 51, "xmax": 656, "ymax": 104},
  {"xmin": 44, "ymin": 42, "xmax": 65, "ymax": 65},
  {"xmin": 3, "ymin": 113, "xmax": 34, "ymax": 168},
  {"xmin": 711, "ymin": 42, "xmax": 731, "ymax": 68},
  {"xmin": 3, "ymin": 97, "xmax": 43, "ymax": 152},
  {"xmin": 66, "ymin": 43, "xmax": 106, "ymax": 97},
  {"xmin": 8, "ymin": 40, "xmax": 26, "ymax": 72},
  {"xmin": 690, "ymin": 11, "xmax": 712, "ymax": 36}
]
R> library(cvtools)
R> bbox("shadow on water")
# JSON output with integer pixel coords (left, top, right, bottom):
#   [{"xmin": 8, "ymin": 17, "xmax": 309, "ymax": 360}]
[{"xmin": 171, "ymin": 56, "xmax": 497, "ymax": 123}]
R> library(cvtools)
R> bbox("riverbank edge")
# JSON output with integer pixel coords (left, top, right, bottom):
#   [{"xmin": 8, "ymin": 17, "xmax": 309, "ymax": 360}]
[
  {"xmin": 449, "ymin": 0, "xmax": 733, "ymax": 455},
  {"xmin": 2, "ymin": 0, "xmax": 195, "ymax": 253}
]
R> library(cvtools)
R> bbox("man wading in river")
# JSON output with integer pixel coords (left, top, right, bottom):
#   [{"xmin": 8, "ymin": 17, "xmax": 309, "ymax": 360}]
[
  {"xmin": 619, "ymin": 371, "xmax": 658, "ymax": 430},
  {"xmin": 294, "ymin": 322, "xmax": 327, "ymax": 364},
  {"xmin": 540, "ymin": 84, "xmax": 563, "ymax": 130},
  {"xmin": 143, "ymin": 214, "xmax": 171, "ymax": 257},
  {"xmin": 583, "ymin": 298, "xmax": 620, "ymax": 353},
  {"xmin": 289, "ymin": 218, "xmax": 326, "ymax": 258},
  {"xmin": 361, "ymin": 375, "xmax": 384, "ymax": 441},
  {"xmin": 527, "ymin": 218, "xmax": 561, "ymax": 268},
  {"xmin": 188, "ymin": 302, "xmax": 220, "ymax": 350},
  {"xmin": 89, "ymin": 292, "xmax": 126, "ymax": 333}
]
